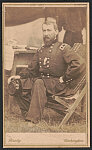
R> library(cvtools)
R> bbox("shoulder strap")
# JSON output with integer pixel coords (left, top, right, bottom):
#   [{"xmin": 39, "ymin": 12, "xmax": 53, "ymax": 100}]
[{"xmin": 59, "ymin": 43, "xmax": 71, "ymax": 51}]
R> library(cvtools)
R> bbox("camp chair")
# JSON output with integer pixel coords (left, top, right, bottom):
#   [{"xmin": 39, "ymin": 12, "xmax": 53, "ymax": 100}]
[{"xmin": 46, "ymin": 75, "xmax": 86, "ymax": 127}]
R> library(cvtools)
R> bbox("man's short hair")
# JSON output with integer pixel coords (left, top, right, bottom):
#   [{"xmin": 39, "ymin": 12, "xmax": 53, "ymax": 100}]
[{"xmin": 43, "ymin": 17, "xmax": 58, "ymax": 31}]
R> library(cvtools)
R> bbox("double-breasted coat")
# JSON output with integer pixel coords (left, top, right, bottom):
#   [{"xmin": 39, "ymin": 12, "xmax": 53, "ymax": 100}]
[{"xmin": 26, "ymin": 41, "xmax": 85, "ymax": 96}]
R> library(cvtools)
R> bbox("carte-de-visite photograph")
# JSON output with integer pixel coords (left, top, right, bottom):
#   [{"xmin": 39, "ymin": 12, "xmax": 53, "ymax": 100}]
[{"xmin": 2, "ymin": 2, "xmax": 90, "ymax": 148}]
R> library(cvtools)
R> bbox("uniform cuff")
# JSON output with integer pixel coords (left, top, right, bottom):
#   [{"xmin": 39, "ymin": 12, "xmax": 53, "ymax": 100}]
[{"xmin": 62, "ymin": 75, "xmax": 72, "ymax": 83}]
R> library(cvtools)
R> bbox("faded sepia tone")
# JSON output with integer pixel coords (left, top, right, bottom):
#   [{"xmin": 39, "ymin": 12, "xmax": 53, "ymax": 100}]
[{"xmin": 3, "ymin": 3, "xmax": 90, "ymax": 148}]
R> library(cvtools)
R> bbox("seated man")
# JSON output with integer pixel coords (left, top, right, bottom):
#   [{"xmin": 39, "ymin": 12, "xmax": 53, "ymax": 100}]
[{"xmin": 8, "ymin": 17, "xmax": 86, "ymax": 124}]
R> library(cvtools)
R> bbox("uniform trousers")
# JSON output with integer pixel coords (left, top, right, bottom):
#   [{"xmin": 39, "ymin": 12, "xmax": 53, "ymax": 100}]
[
  {"xmin": 25, "ymin": 79, "xmax": 47, "ymax": 123},
  {"xmin": 15, "ymin": 79, "xmax": 47, "ymax": 123},
  {"xmin": 15, "ymin": 76, "xmax": 82, "ymax": 123}
]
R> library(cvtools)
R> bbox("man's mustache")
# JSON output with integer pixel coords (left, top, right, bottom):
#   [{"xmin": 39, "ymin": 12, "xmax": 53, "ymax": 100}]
[{"xmin": 44, "ymin": 36, "xmax": 50, "ymax": 39}]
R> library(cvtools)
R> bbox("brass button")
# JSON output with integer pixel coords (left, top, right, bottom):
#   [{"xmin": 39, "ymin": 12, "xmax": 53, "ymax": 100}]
[
  {"xmin": 39, "ymin": 58, "xmax": 41, "ymax": 60},
  {"xmin": 47, "ymin": 65, "xmax": 49, "ymax": 68},
  {"xmin": 39, "ymin": 62, "xmax": 41, "ymax": 64},
  {"xmin": 49, "ymin": 49, "xmax": 52, "ymax": 52},
  {"xmin": 47, "ymin": 74, "xmax": 50, "ymax": 78},
  {"xmin": 50, "ymin": 46, "xmax": 53, "ymax": 49},
  {"xmin": 40, "ymin": 66, "xmax": 42, "ymax": 68}
]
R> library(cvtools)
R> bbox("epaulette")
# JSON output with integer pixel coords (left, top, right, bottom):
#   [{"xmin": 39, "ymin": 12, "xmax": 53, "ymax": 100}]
[{"xmin": 59, "ymin": 43, "xmax": 71, "ymax": 51}]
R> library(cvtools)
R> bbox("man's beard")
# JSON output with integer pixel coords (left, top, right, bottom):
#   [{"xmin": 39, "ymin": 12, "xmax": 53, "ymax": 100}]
[{"xmin": 43, "ymin": 36, "xmax": 56, "ymax": 46}]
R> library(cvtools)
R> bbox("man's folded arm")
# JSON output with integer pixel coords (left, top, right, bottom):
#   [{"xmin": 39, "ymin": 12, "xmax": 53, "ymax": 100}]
[{"xmin": 62, "ymin": 45, "xmax": 86, "ymax": 82}]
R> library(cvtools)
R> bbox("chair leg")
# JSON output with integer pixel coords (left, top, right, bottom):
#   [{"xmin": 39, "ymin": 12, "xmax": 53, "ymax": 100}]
[
  {"xmin": 81, "ymin": 94, "xmax": 86, "ymax": 112},
  {"xmin": 59, "ymin": 85, "xmax": 86, "ymax": 128}
]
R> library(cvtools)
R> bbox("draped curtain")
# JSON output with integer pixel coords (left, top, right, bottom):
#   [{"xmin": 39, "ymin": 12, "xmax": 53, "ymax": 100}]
[{"xmin": 5, "ymin": 7, "xmax": 86, "ymax": 32}]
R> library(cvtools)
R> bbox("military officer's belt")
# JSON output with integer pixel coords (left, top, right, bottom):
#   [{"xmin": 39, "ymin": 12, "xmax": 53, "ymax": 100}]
[
  {"xmin": 40, "ymin": 73, "xmax": 50, "ymax": 78},
  {"xmin": 40, "ymin": 72, "xmax": 74, "ymax": 83},
  {"xmin": 40, "ymin": 73, "xmax": 59, "ymax": 78}
]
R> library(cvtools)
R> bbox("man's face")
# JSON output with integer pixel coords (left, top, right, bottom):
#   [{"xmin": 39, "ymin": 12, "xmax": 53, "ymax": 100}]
[{"xmin": 42, "ymin": 23, "xmax": 58, "ymax": 46}]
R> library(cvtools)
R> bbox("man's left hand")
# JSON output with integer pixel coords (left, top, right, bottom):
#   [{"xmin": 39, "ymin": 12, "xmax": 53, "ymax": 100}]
[{"xmin": 59, "ymin": 76, "xmax": 63, "ymax": 83}]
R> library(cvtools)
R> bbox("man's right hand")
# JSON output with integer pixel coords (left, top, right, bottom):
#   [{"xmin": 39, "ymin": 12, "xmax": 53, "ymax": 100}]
[
  {"xmin": 59, "ymin": 76, "xmax": 63, "ymax": 83},
  {"xmin": 8, "ymin": 75, "xmax": 20, "ymax": 84}
]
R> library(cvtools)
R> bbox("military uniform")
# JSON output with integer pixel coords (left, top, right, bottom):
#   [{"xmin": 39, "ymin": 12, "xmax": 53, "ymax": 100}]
[
  {"xmin": 15, "ymin": 40, "xmax": 86, "ymax": 123},
  {"xmin": 28, "ymin": 40, "xmax": 85, "ymax": 94}
]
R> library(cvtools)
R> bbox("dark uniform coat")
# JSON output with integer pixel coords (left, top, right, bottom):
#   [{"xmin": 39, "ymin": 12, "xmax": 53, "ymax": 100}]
[{"xmin": 27, "ymin": 41, "xmax": 85, "ymax": 96}]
